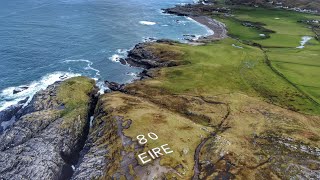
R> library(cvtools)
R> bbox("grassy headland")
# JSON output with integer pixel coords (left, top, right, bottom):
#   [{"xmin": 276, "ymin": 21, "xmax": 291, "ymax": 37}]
[
  {"xmin": 97, "ymin": 4, "xmax": 320, "ymax": 179},
  {"xmin": 214, "ymin": 6, "xmax": 320, "ymax": 108}
]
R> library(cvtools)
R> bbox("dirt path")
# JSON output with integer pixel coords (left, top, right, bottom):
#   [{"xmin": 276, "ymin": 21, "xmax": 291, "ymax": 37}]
[
  {"xmin": 192, "ymin": 132, "xmax": 217, "ymax": 180},
  {"xmin": 192, "ymin": 99, "xmax": 231, "ymax": 179}
]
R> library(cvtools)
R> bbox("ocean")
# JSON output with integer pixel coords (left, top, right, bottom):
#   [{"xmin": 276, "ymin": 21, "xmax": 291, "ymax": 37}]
[{"xmin": 0, "ymin": 0, "xmax": 212, "ymax": 111}]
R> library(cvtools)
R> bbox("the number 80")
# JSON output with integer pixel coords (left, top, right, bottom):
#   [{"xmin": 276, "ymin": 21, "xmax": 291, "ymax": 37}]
[{"xmin": 137, "ymin": 132, "xmax": 158, "ymax": 145}]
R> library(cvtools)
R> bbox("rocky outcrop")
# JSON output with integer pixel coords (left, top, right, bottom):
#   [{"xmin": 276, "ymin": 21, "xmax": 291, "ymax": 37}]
[
  {"xmin": 71, "ymin": 93, "xmax": 186, "ymax": 179},
  {"xmin": 125, "ymin": 41, "xmax": 182, "ymax": 69},
  {"xmin": 105, "ymin": 81, "xmax": 125, "ymax": 92},
  {"xmin": 13, "ymin": 86, "xmax": 29, "ymax": 94},
  {"xmin": 0, "ymin": 77, "xmax": 98, "ymax": 180},
  {"xmin": 163, "ymin": 3, "xmax": 229, "ymax": 17},
  {"xmin": 0, "ymin": 98, "xmax": 28, "ymax": 133},
  {"xmin": 71, "ymin": 96, "xmax": 141, "ymax": 179}
]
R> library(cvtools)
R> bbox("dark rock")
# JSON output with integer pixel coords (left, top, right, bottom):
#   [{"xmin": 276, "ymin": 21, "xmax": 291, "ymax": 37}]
[
  {"xmin": 105, "ymin": 81, "xmax": 125, "ymax": 92},
  {"xmin": 183, "ymin": 34, "xmax": 197, "ymax": 38},
  {"xmin": 156, "ymin": 39, "xmax": 179, "ymax": 44},
  {"xmin": 143, "ymin": 37, "xmax": 157, "ymax": 42},
  {"xmin": 124, "ymin": 42, "xmax": 180, "ymax": 70},
  {"xmin": 127, "ymin": 43, "xmax": 156, "ymax": 62},
  {"xmin": 163, "ymin": 4, "xmax": 229, "ymax": 17},
  {"xmin": 71, "ymin": 99, "xmax": 142, "ymax": 180},
  {"xmin": 119, "ymin": 58, "xmax": 127, "ymax": 65},
  {"xmin": 0, "ymin": 77, "xmax": 98, "ymax": 180},
  {"xmin": 138, "ymin": 69, "xmax": 154, "ymax": 79},
  {"xmin": 13, "ymin": 86, "xmax": 29, "ymax": 94},
  {"xmin": 0, "ymin": 98, "xmax": 28, "ymax": 134}
]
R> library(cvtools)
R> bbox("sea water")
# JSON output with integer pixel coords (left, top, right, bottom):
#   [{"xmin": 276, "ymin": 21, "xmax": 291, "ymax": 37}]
[{"xmin": 0, "ymin": 0, "xmax": 212, "ymax": 111}]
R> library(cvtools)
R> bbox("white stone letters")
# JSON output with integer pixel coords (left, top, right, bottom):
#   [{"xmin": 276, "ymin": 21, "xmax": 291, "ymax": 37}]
[
  {"xmin": 136, "ymin": 132, "xmax": 173, "ymax": 164},
  {"xmin": 161, "ymin": 144, "xmax": 173, "ymax": 154},
  {"xmin": 138, "ymin": 152, "xmax": 151, "ymax": 164}
]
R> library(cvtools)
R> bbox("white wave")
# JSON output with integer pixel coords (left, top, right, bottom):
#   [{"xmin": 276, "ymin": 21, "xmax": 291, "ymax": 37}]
[
  {"xmin": 142, "ymin": 37, "xmax": 157, "ymax": 42},
  {"xmin": 193, "ymin": 35, "xmax": 203, "ymax": 41},
  {"xmin": 159, "ymin": 9, "xmax": 170, "ymax": 15},
  {"xmin": 127, "ymin": 72, "xmax": 137, "ymax": 77},
  {"xmin": 186, "ymin": 17, "xmax": 195, "ymax": 22},
  {"xmin": 296, "ymin": 36, "xmax": 312, "ymax": 49},
  {"xmin": 109, "ymin": 54, "xmax": 121, "ymax": 62},
  {"xmin": 116, "ymin": 49, "xmax": 126, "ymax": 54},
  {"xmin": 0, "ymin": 72, "xmax": 80, "ymax": 112},
  {"xmin": 109, "ymin": 49, "xmax": 128, "ymax": 63},
  {"xmin": 139, "ymin": 21, "xmax": 156, "ymax": 26},
  {"xmin": 185, "ymin": 17, "xmax": 214, "ymax": 36},
  {"xmin": 161, "ymin": 24, "xmax": 169, "ymax": 27},
  {"xmin": 96, "ymin": 81, "xmax": 108, "ymax": 95},
  {"xmin": 184, "ymin": 34, "xmax": 203, "ymax": 41},
  {"xmin": 63, "ymin": 59, "xmax": 100, "ymax": 78}
]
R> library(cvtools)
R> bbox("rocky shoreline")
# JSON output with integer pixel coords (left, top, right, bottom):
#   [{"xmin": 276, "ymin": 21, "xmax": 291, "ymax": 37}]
[
  {"xmin": 0, "ymin": 77, "xmax": 98, "ymax": 179},
  {"xmin": 1, "ymin": 1, "xmax": 320, "ymax": 179},
  {"xmin": 0, "ymin": 2, "xmax": 226, "ymax": 179},
  {"xmin": 163, "ymin": 4, "xmax": 228, "ymax": 42}
]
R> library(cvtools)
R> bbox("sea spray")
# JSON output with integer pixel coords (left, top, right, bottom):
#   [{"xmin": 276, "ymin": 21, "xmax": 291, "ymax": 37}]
[
  {"xmin": 0, "ymin": 72, "xmax": 80, "ymax": 112},
  {"xmin": 63, "ymin": 59, "xmax": 101, "ymax": 78},
  {"xmin": 139, "ymin": 21, "xmax": 157, "ymax": 25}
]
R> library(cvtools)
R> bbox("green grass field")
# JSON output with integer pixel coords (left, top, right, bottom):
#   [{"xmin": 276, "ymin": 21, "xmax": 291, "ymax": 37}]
[
  {"xmin": 210, "ymin": 7, "xmax": 320, "ymax": 110},
  {"xmin": 145, "ymin": 38, "xmax": 320, "ymax": 114},
  {"xmin": 100, "ymin": 6, "xmax": 320, "ymax": 179},
  {"xmin": 119, "ymin": 36, "xmax": 320, "ymax": 178},
  {"xmin": 219, "ymin": 7, "xmax": 318, "ymax": 47}
]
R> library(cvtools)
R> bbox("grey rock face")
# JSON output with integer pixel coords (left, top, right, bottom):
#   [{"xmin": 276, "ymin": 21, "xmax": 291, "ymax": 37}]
[
  {"xmin": 163, "ymin": 3, "xmax": 229, "ymax": 17},
  {"xmin": 125, "ymin": 42, "xmax": 180, "ymax": 69},
  {"xmin": 71, "ymin": 98, "xmax": 139, "ymax": 180},
  {"xmin": 0, "ymin": 78, "xmax": 97, "ymax": 180},
  {"xmin": 104, "ymin": 81, "xmax": 125, "ymax": 92},
  {"xmin": 0, "ymin": 98, "xmax": 28, "ymax": 134}
]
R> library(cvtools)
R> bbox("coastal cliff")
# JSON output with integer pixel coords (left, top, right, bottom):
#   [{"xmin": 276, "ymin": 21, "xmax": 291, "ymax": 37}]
[
  {"xmin": 1, "ymin": 40, "xmax": 319, "ymax": 179},
  {"xmin": 1, "ymin": 0, "xmax": 320, "ymax": 179},
  {"xmin": 0, "ymin": 77, "xmax": 98, "ymax": 179}
]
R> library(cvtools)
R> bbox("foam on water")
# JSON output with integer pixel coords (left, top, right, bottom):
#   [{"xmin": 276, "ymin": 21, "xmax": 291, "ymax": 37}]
[
  {"xmin": 142, "ymin": 37, "xmax": 157, "ymax": 42},
  {"xmin": 96, "ymin": 81, "xmax": 108, "ymax": 95},
  {"xmin": 109, "ymin": 54, "xmax": 122, "ymax": 62},
  {"xmin": 63, "ymin": 59, "xmax": 101, "ymax": 78},
  {"xmin": 0, "ymin": 72, "xmax": 80, "ymax": 111},
  {"xmin": 127, "ymin": 72, "xmax": 137, "ymax": 77},
  {"xmin": 186, "ymin": 17, "xmax": 214, "ymax": 36},
  {"xmin": 139, "ymin": 21, "xmax": 157, "ymax": 26},
  {"xmin": 109, "ymin": 49, "xmax": 128, "ymax": 63},
  {"xmin": 0, "ymin": 0, "xmax": 213, "ymax": 112}
]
